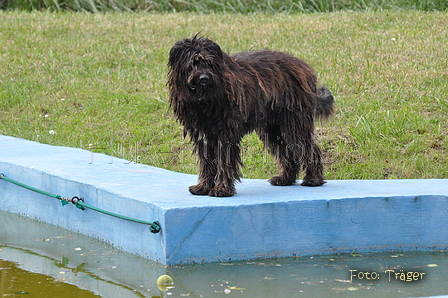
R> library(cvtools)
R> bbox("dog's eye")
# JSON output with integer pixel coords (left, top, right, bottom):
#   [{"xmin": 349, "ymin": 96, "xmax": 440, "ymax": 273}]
[
  {"xmin": 192, "ymin": 57, "xmax": 201, "ymax": 66},
  {"xmin": 193, "ymin": 54, "xmax": 203, "ymax": 62}
]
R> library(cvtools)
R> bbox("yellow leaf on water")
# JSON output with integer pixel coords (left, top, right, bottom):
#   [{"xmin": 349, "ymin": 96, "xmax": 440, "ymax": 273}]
[{"xmin": 229, "ymin": 287, "xmax": 245, "ymax": 290}]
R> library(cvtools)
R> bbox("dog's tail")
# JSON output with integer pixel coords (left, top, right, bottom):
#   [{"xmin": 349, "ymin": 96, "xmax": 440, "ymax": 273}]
[{"xmin": 316, "ymin": 85, "xmax": 335, "ymax": 120}]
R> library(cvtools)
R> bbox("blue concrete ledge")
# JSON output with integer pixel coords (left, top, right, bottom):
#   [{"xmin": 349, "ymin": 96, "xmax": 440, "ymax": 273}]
[{"xmin": 1, "ymin": 134, "xmax": 448, "ymax": 265}]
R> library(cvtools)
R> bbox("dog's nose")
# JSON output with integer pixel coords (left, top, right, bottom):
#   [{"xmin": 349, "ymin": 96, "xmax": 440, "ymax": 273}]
[{"xmin": 199, "ymin": 74, "xmax": 209, "ymax": 85}]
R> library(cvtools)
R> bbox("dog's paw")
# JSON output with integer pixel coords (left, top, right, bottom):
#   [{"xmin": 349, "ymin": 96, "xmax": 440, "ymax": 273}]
[
  {"xmin": 189, "ymin": 184, "xmax": 212, "ymax": 196},
  {"xmin": 269, "ymin": 176, "xmax": 296, "ymax": 186},
  {"xmin": 208, "ymin": 187, "xmax": 235, "ymax": 197},
  {"xmin": 301, "ymin": 179, "xmax": 326, "ymax": 187}
]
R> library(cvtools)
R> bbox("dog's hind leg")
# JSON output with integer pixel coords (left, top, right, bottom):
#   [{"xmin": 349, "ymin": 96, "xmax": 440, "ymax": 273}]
[
  {"xmin": 259, "ymin": 128, "xmax": 299, "ymax": 186},
  {"xmin": 269, "ymin": 161, "xmax": 300, "ymax": 186},
  {"xmin": 301, "ymin": 142, "xmax": 326, "ymax": 187}
]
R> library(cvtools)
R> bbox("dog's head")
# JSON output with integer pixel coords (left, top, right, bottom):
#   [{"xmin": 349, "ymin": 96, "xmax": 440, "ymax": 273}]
[{"xmin": 168, "ymin": 35, "xmax": 224, "ymax": 97}]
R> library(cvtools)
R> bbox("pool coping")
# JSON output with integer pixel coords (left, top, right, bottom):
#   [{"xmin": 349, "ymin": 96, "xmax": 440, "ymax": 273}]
[{"xmin": 1, "ymin": 134, "xmax": 448, "ymax": 265}]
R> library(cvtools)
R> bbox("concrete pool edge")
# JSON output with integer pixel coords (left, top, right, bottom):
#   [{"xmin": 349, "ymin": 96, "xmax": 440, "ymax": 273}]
[{"xmin": 1, "ymin": 134, "xmax": 448, "ymax": 265}]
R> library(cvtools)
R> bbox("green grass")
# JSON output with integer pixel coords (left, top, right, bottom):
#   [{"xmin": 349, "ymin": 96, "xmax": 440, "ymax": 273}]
[
  {"xmin": 2, "ymin": 0, "xmax": 447, "ymax": 12},
  {"xmin": 0, "ymin": 11, "xmax": 447, "ymax": 180}
]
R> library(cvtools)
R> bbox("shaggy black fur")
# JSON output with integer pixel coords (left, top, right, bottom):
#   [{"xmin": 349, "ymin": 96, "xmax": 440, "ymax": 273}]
[{"xmin": 168, "ymin": 35, "xmax": 334, "ymax": 197}]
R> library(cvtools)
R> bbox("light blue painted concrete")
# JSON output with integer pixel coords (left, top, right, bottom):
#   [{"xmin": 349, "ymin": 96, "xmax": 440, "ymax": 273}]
[{"xmin": 1, "ymin": 134, "xmax": 448, "ymax": 265}]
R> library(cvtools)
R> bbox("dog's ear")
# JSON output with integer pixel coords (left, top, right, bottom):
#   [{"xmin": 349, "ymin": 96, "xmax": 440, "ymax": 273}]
[
  {"xmin": 208, "ymin": 42, "xmax": 223, "ymax": 59},
  {"xmin": 193, "ymin": 34, "xmax": 223, "ymax": 60},
  {"xmin": 168, "ymin": 41, "xmax": 185, "ymax": 67}
]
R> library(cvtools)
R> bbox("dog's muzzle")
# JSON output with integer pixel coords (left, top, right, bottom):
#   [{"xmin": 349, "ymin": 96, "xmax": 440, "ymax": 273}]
[
  {"xmin": 199, "ymin": 73, "xmax": 209, "ymax": 85},
  {"xmin": 188, "ymin": 72, "xmax": 211, "ymax": 91}
]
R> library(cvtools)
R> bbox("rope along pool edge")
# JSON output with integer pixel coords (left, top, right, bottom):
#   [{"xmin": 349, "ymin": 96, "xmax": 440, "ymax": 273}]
[{"xmin": 0, "ymin": 173, "xmax": 161, "ymax": 233}]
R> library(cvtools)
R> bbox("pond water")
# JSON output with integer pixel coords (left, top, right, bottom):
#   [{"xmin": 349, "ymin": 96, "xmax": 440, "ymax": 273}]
[{"xmin": 1, "ymin": 210, "xmax": 448, "ymax": 298}]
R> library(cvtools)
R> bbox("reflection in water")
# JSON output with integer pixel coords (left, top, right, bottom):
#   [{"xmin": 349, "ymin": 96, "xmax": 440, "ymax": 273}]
[
  {"xmin": 0, "ymin": 257, "xmax": 100, "ymax": 297},
  {"xmin": 1, "ymin": 211, "xmax": 448, "ymax": 298}
]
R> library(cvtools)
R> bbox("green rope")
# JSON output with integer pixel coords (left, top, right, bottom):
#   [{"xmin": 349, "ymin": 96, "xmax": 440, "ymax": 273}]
[
  {"xmin": 0, "ymin": 173, "xmax": 161, "ymax": 233},
  {"xmin": 0, "ymin": 174, "xmax": 62, "ymax": 200},
  {"xmin": 74, "ymin": 201, "xmax": 161, "ymax": 233}
]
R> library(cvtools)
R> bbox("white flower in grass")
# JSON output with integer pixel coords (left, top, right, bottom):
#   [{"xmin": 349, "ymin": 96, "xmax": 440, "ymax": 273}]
[{"xmin": 49, "ymin": 130, "xmax": 55, "ymax": 135}]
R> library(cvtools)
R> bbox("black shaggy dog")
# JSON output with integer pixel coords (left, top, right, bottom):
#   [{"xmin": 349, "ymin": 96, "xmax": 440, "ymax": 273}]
[{"xmin": 168, "ymin": 35, "xmax": 334, "ymax": 197}]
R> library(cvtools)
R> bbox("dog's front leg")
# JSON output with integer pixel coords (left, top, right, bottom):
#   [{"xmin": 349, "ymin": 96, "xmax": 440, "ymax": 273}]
[
  {"xmin": 189, "ymin": 139, "xmax": 217, "ymax": 195},
  {"xmin": 208, "ymin": 140, "xmax": 241, "ymax": 197}
]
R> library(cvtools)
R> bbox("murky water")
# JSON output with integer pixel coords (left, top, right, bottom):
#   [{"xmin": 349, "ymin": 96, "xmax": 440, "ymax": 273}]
[{"xmin": 1, "ymin": 211, "xmax": 448, "ymax": 298}]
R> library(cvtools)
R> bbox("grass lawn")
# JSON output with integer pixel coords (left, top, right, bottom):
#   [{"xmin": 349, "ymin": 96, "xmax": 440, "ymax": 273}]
[{"xmin": 0, "ymin": 11, "xmax": 446, "ymax": 180}]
